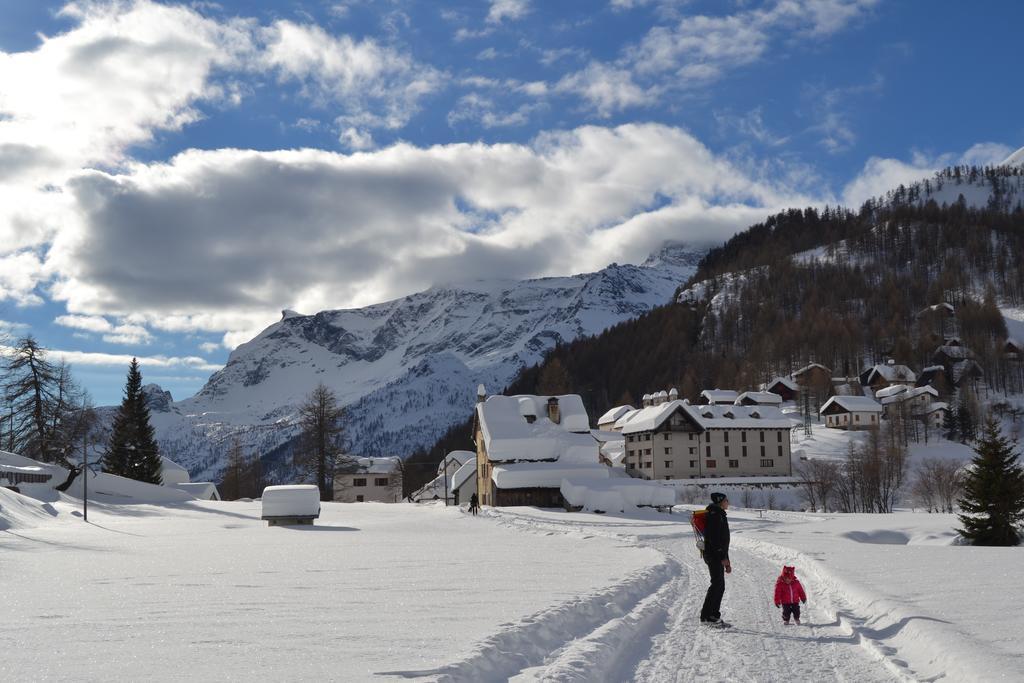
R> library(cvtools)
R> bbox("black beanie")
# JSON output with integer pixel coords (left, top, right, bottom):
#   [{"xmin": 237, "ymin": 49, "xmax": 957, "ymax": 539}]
[{"xmin": 710, "ymin": 492, "xmax": 728, "ymax": 505}]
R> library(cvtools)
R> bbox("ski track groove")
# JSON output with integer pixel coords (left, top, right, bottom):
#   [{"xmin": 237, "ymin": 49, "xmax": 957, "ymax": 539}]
[{"xmin": 438, "ymin": 510, "xmax": 914, "ymax": 683}]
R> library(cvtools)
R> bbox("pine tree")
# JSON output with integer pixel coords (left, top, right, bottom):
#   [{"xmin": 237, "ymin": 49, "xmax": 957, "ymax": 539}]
[
  {"xmin": 943, "ymin": 400, "xmax": 959, "ymax": 441},
  {"xmin": 958, "ymin": 418, "xmax": 1024, "ymax": 546},
  {"xmin": 103, "ymin": 359, "xmax": 162, "ymax": 484},
  {"xmin": 958, "ymin": 389, "xmax": 977, "ymax": 443}
]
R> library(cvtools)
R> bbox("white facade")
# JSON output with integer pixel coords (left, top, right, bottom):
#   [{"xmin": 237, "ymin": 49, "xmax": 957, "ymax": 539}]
[
  {"xmin": 820, "ymin": 396, "xmax": 882, "ymax": 429},
  {"xmin": 334, "ymin": 457, "xmax": 403, "ymax": 503}
]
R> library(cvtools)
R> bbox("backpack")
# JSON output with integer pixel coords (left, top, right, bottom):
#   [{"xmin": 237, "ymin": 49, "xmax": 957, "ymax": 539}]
[{"xmin": 690, "ymin": 509, "xmax": 707, "ymax": 557}]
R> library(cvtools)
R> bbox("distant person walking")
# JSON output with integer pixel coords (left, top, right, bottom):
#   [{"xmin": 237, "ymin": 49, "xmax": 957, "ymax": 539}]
[
  {"xmin": 699, "ymin": 492, "xmax": 732, "ymax": 627},
  {"xmin": 469, "ymin": 493, "xmax": 479, "ymax": 516}
]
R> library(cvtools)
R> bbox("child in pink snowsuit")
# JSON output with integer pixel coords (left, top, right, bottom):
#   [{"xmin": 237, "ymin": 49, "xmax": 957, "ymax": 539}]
[{"xmin": 773, "ymin": 566, "xmax": 807, "ymax": 625}]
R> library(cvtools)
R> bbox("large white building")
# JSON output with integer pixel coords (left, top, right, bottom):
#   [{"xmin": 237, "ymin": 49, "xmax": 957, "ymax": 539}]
[{"xmin": 617, "ymin": 396, "xmax": 794, "ymax": 480}]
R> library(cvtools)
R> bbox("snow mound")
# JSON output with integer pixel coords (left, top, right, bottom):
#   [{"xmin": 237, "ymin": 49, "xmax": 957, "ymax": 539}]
[
  {"xmin": 65, "ymin": 470, "xmax": 195, "ymax": 504},
  {"xmin": 0, "ymin": 487, "xmax": 60, "ymax": 531},
  {"xmin": 841, "ymin": 530, "xmax": 910, "ymax": 545},
  {"xmin": 561, "ymin": 478, "xmax": 676, "ymax": 513}
]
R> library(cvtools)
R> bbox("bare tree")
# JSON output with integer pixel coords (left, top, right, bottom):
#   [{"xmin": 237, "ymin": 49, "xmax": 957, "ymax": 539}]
[
  {"xmin": 294, "ymin": 384, "xmax": 346, "ymax": 500},
  {"xmin": 913, "ymin": 458, "xmax": 965, "ymax": 513}
]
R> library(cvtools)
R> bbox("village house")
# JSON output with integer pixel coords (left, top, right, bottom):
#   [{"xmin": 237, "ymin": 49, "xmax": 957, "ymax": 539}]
[
  {"xmin": 698, "ymin": 389, "xmax": 740, "ymax": 405},
  {"xmin": 735, "ymin": 391, "xmax": 783, "ymax": 407},
  {"xmin": 619, "ymin": 392, "xmax": 793, "ymax": 479},
  {"xmin": 765, "ymin": 376, "xmax": 799, "ymax": 402},
  {"xmin": 334, "ymin": 457, "xmax": 403, "ymax": 503},
  {"xmin": 922, "ymin": 402, "xmax": 950, "ymax": 429},
  {"xmin": 409, "ymin": 450, "xmax": 475, "ymax": 503},
  {"xmin": 597, "ymin": 404, "xmax": 635, "ymax": 431},
  {"xmin": 791, "ymin": 363, "xmax": 834, "ymax": 395},
  {"xmin": 819, "ymin": 395, "xmax": 883, "ymax": 429},
  {"xmin": 861, "ymin": 360, "xmax": 917, "ymax": 394},
  {"xmin": 450, "ymin": 459, "xmax": 477, "ymax": 505},
  {"xmin": 876, "ymin": 385, "xmax": 939, "ymax": 417},
  {"xmin": 473, "ymin": 392, "xmax": 607, "ymax": 507},
  {"xmin": 916, "ymin": 365, "xmax": 954, "ymax": 397}
]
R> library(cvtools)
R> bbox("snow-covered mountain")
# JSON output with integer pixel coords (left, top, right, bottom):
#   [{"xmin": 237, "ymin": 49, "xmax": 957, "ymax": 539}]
[{"xmin": 147, "ymin": 244, "xmax": 703, "ymax": 480}]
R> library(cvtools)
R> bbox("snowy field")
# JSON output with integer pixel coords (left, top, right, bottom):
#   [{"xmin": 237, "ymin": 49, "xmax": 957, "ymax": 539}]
[{"xmin": 2, "ymin": 489, "xmax": 1022, "ymax": 682}]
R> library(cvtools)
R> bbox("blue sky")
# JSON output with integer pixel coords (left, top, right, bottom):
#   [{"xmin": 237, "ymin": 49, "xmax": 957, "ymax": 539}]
[{"xmin": 1, "ymin": 0, "xmax": 1022, "ymax": 406}]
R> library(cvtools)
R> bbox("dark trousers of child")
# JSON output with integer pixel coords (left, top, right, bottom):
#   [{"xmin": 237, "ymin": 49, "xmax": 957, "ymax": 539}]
[
  {"xmin": 782, "ymin": 603, "xmax": 801, "ymax": 622},
  {"xmin": 700, "ymin": 558, "xmax": 725, "ymax": 621}
]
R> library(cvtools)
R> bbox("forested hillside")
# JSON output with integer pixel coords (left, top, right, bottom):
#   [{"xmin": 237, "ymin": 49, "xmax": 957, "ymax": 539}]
[{"xmin": 410, "ymin": 165, "xmax": 1024, "ymax": 481}]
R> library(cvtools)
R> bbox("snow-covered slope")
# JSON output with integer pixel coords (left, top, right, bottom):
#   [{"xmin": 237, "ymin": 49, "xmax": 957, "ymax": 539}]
[{"xmin": 148, "ymin": 244, "xmax": 703, "ymax": 480}]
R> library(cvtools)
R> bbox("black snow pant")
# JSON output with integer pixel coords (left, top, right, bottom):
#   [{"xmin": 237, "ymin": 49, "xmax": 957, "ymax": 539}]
[
  {"xmin": 782, "ymin": 603, "xmax": 801, "ymax": 622},
  {"xmin": 700, "ymin": 557, "xmax": 726, "ymax": 621}
]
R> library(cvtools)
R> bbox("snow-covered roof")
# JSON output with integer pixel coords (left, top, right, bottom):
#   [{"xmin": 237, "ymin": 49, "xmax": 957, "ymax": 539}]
[
  {"xmin": 0, "ymin": 450, "xmax": 68, "ymax": 482},
  {"xmin": 735, "ymin": 391, "xmax": 783, "ymax": 405},
  {"xmin": 925, "ymin": 402, "xmax": 949, "ymax": 413},
  {"xmin": 438, "ymin": 450, "xmax": 475, "ymax": 474},
  {"xmin": 261, "ymin": 485, "xmax": 320, "ymax": 518},
  {"xmin": 920, "ymin": 364, "xmax": 945, "ymax": 374},
  {"xmin": 450, "ymin": 460, "xmax": 477, "ymax": 492},
  {"xmin": 598, "ymin": 405, "xmax": 635, "ymax": 425},
  {"xmin": 917, "ymin": 303, "xmax": 954, "ymax": 317},
  {"xmin": 792, "ymin": 362, "xmax": 831, "ymax": 377},
  {"xmin": 820, "ymin": 396, "xmax": 882, "ymax": 414},
  {"xmin": 352, "ymin": 457, "xmax": 401, "ymax": 474},
  {"xmin": 172, "ymin": 482, "xmax": 220, "ymax": 500},
  {"xmin": 476, "ymin": 394, "xmax": 597, "ymax": 463},
  {"xmin": 612, "ymin": 407, "xmax": 644, "ymax": 430},
  {"xmin": 766, "ymin": 376, "xmax": 798, "ymax": 391},
  {"xmin": 874, "ymin": 385, "xmax": 908, "ymax": 399},
  {"xmin": 865, "ymin": 363, "xmax": 916, "ymax": 383},
  {"xmin": 700, "ymin": 389, "xmax": 739, "ymax": 404},
  {"xmin": 620, "ymin": 401, "xmax": 792, "ymax": 434},
  {"xmin": 491, "ymin": 462, "xmax": 610, "ymax": 489},
  {"xmin": 935, "ymin": 345, "xmax": 971, "ymax": 360},
  {"xmin": 599, "ymin": 438, "xmax": 626, "ymax": 466}
]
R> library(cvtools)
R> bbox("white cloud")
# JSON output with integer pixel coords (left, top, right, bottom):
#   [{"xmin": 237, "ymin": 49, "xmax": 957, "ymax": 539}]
[
  {"xmin": 961, "ymin": 142, "xmax": 1015, "ymax": 167},
  {"xmin": 0, "ymin": 251, "xmax": 46, "ymax": 305},
  {"xmin": 198, "ymin": 341, "xmax": 222, "ymax": 353},
  {"xmin": 339, "ymin": 127, "xmax": 376, "ymax": 151},
  {"xmin": 557, "ymin": 0, "xmax": 880, "ymax": 115},
  {"xmin": 55, "ymin": 314, "xmax": 153, "ymax": 345},
  {"xmin": 487, "ymin": 0, "xmax": 531, "ymax": 24},
  {"xmin": 259, "ymin": 20, "xmax": 443, "ymax": 131},
  {"xmin": 42, "ymin": 123, "xmax": 817, "ymax": 346}
]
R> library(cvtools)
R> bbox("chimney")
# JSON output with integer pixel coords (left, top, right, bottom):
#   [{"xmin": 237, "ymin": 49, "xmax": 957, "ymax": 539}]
[
  {"xmin": 887, "ymin": 359, "xmax": 895, "ymax": 366},
  {"xmin": 668, "ymin": 387, "xmax": 679, "ymax": 401},
  {"xmin": 547, "ymin": 397, "xmax": 561, "ymax": 424},
  {"xmin": 642, "ymin": 393, "xmax": 652, "ymax": 407},
  {"xmin": 477, "ymin": 383, "xmax": 487, "ymax": 403}
]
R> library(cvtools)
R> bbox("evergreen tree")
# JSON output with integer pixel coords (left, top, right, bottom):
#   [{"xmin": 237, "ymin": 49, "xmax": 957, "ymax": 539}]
[
  {"xmin": 103, "ymin": 359, "xmax": 162, "ymax": 484},
  {"xmin": 958, "ymin": 389, "xmax": 977, "ymax": 443},
  {"xmin": 942, "ymin": 400, "xmax": 959, "ymax": 441},
  {"xmin": 958, "ymin": 418, "xmax": 1024, "ymax": 546}
]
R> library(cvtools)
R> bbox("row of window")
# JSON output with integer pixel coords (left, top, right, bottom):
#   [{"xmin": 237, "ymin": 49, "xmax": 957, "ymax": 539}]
[
  {"xmin": 351, "ymin": 477, "xmax": 390, "ymax": 487},
  {"xmin": 627, "ymin": 445, "xmax": 785, "ymax": 459},
  {"xmin": 627, "ymin": 430, "xmax": 784, "ymax": 443},
  {"xmin": 627, "ymin": 458, "xmax": 777, "ymax": 470}
]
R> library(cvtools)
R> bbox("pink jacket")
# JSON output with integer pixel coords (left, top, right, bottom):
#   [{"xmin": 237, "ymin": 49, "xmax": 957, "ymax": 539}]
[{"xmin": 773, "ymin": 577, "xmax": 807, "ymax": 606}]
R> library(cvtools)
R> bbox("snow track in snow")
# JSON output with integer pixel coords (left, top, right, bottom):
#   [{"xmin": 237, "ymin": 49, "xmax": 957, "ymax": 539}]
[{"xmin": 439, "ymin": 509, "xmax": 918, "ymax": 683}]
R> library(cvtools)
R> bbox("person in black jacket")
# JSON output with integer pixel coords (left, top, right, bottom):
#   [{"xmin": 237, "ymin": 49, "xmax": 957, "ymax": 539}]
[{"xmin": 699, "ymin": 492, "xmax": 732, "ymax": 626}]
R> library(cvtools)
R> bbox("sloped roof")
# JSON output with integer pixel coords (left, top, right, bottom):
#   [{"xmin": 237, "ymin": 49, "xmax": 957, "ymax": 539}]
[
  {"xmin": 865, "ymin": 363, "xmax": 916, "ymax": 383},
  {"xmin": 598, "ymin": 405, "xmax": 635, "ymax": 425},
  {"xmin": 766, "ymin": 376, "xmax": 798, "ymax": 392},
  {"xmin": 451, "ymin": 460, "xmax": 477, "ymax": 491},
  {"xmin": 354, "ymin": 457, "xmax": 401, "ymax": 474},
  {"xmin": 620, "ymin": 400, "xmax": 792, "ymax": 434},
  {"xmin": 820, "ymin": 396, "xmax": 882, "ymax": 414},
  {"xmin": 735, "ymin": 391, "xmax": 783, "ymax": 405},
  {"xmin": 793, "ymin": 362, "xmax": 832, "ymax": 377},
  {"xmin": 700, "ymin": 389, "xmax": 739, "ymax": 404},
  {"xmin": 477, "ymin": 394, "xmax": 597, "ymax": 463},
  {"xmin": 491, "ymin": 462, "xmax": 610, "ymax": 489}
]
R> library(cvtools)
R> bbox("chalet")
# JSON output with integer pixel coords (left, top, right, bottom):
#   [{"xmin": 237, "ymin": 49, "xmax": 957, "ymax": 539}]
[
  {"xmin": 474, "ymin": 393, "xmax": 607, "ymax": 507},
  {"xmin": 334, "ymin": 457, "xmax": 403, "ymax": 503},
  {"xmin": 791, "ymin": 363, "xmax": 833, "ymax": 394},
  {"xmin": 932, "ymin": 344, "xmax": 974, "ymax": 368},
  {"xmin": 765, "ymin": 376, "xmax": 799, "ymax": 402},
  {"xmin": 877, "ymin": 385, "xmax": 938, "ymax": 417},
  {"xmin": 916, "ymin": 365, "xmax": 954, "ymax": 397},
  {"xmin": 861, "ymin": 360, "xmax": 916, "ymax": 393},
  {"xmin": 820, "ymin": 396, "xmax": 882, "ymax": 430},
  {"xmin": 699, "ymin": 389, "xmax": 740, "ymax": 405},
  {"xmin": 620, "ymin": 397, "xmax": 793, "ymax": 480},
  {"xmin": 923, "ymin": 402, "xmax": 949, "ymax": 428},
  {"xmin": 735, "ymin": 391, "xmax": 783, "ymax": 407},
  {"xmin": 1005, "ymin": 338, "xmax": 1023, "ymax": 359},
  {"xmin": 597, "ymin": 405, "xmax": 635, "ymax": 431}
]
